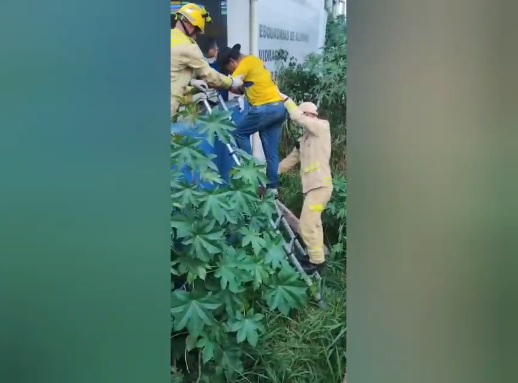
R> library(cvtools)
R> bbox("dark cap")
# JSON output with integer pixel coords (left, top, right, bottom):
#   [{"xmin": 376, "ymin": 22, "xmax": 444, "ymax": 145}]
[{"xmin": 217, "ymin": 43, "xmax": 241, "ymax": 69}]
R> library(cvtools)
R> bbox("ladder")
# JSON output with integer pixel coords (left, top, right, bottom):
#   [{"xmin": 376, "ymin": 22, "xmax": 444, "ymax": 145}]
[{"xmin": 201, "ymin": 94, "xmax": 327, "ymax": 310}]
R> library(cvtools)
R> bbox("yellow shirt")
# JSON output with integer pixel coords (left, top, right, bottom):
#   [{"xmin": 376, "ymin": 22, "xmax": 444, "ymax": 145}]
[{"xmin": 232, "ymin": 56, "xmax": 282, "ymax": 107}]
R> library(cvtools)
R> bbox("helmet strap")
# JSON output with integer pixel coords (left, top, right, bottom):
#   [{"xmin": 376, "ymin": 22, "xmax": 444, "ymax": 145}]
[{"xmin": 179, "ymin": 17, "xmax": 196, "ymax": 37}]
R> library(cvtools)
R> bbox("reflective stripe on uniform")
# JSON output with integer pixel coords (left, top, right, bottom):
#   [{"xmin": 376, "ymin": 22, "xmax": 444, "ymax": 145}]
[
  {"xmin": 303, "ymin": 162, "xmax": 320, "ymax": 173},
  {"xmin": 307, "ymin": 247, "xmax": 324, "ymax": 254},
  {"xmin": 309, "ymin": 204, "xmax": 325, "ymax": 212},
  {"xmin": 324, "ymin": 176, "xmax": 333, "ymax": 186}
]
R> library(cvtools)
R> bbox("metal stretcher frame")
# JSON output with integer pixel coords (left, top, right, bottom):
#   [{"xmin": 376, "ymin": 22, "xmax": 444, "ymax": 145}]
[{"xmin": 201, "ymin": 95, "xmax": 327, "ymax": 310}]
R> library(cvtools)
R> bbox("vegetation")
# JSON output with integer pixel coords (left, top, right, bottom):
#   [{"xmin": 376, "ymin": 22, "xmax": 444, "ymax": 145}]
[{"xmin": 171, "ymin": 15, "xmax": 346, "ymax": 383}]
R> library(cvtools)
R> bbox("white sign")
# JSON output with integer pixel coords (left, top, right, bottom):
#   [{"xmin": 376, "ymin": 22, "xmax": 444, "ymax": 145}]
[{"xmin": 257, "ymin": 0, "xmax": 327, "ymax": 75}]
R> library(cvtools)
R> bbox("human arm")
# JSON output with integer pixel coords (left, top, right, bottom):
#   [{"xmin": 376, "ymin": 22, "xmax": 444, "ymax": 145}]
[
  {"xmin": 181, "ymin": 44, "xmax": 233, "ymax": 90},
  {"xmin": 280, "ymin": 94, "xmax": 322, "ymax": 136},
  {"xmin": 278, "ymin": 147, "xmax": 300, "ymax": 174},
  {"xmin": 223, "ymin": 56, "xmax": 251, "ymax": 90}
]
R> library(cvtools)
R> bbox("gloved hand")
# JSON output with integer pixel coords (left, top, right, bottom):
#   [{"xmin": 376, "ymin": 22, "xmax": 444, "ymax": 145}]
[
  {"xmin": 192, "ymin": 90, "xmax": 219, "ymax": 105},
  {"xmin": 231, "ymin": 75, "xmax": 245, "ymax": 88},
  {"xmin": 237, "ymin": 96, "xmax": 245, "ymax": 112},
  {"xmin": 206, "ymin": 89, "xmax": 219, "ymax": 103},
  {"xmin": 192, "ymin": 92, "xmax": 208, "ymax": 104},
  {"xmin": 190, "ymin": 79, "xmax": 209, "ymax": 92}
]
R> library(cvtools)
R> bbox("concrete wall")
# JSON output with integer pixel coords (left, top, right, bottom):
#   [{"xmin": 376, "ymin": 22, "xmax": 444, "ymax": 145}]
[{"xmin": 226, "ymin": 0, "xmax": 251, "ymax": 54}]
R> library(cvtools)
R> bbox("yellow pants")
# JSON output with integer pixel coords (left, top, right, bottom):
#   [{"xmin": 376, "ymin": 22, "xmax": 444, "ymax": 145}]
[{"xmin": 299, "ymin": 186, "xmax": 333, "ymax": 264}]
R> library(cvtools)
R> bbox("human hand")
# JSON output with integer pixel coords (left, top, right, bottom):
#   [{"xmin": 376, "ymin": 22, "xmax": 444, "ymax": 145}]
[
  {"xmin": 231, "ymin": 75, "xmax": 244, "ymax": 88},
  {"xmin": 192, "ymin": 92, "xmax": 208, "ymax": 103},
  {"xmin": 190, "ymin": 79, "xmax": 209, "ymax": 92},
  {"xmin": 206, "ymin": 89, "xmax": 219, "ymax": 103}
]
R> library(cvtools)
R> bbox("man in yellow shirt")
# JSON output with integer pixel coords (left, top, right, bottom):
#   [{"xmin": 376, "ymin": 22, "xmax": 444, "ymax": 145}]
[
  {"xmin": 218, "ymin": 44, "xmax": 287, "ymax": 194},
  {"xmin": 278, "ymin": 93, "xmax": 333, "ymax": 274},
  {"xmin": 171, "ymin": 4, "xmax": 244, "ymax": 116}
]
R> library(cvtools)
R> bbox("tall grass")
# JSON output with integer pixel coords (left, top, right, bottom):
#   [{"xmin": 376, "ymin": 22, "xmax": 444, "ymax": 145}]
[{"xmin": 237, "ymin": 271, "xmax": 346, "ymax": 383}]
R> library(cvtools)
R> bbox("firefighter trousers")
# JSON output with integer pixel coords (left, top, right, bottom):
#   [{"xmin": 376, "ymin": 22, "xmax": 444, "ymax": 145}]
[{"xmin": 299, "ymin": 186, "xmax": 333, "ymax": 264}]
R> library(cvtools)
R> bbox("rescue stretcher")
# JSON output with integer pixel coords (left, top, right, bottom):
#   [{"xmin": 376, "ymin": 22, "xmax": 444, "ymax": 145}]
[{"xmin": 171, "ymin": 91, "xmax": 328, "ymax": 310}]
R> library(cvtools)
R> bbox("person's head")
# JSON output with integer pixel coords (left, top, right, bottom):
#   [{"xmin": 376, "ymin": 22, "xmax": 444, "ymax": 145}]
[
  {"xmin": 299, "ymin": 102, "xmax": 319, "ymax": 118},
  {"xmin": 174, "ymin": 3, "xmax": 211, "ymax": 39},
  {"xmin": 201, "ymin": 37, "xmax": 219, "ymax": 59},
  {"xmin": 217, "ymin": 44, "xmax": 244, "ymax": 74}
]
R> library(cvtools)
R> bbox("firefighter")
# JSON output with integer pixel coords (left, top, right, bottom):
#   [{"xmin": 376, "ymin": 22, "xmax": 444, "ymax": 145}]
[
  {"xmin": 278, "ymin": 93, "xmax": 333, "ymax": 274},
  {"xmin": 171, "ymin": 3, "xmax": 243, "ymax": 115}
]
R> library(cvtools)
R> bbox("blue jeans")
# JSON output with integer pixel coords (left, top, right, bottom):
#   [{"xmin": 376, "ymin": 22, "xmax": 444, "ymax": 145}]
[{"xmin": 233, "ymin": 102, "xmax": 287, "ymax": 189}]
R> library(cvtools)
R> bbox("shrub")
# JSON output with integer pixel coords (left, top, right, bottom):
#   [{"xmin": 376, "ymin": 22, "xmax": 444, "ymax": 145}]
[
  {"xmin": 170, "ymin": 108, "xmax": 309, "ymax": 382},
  {"xmin": 277, "ymin": 15, "xmax": 347, "ymax": 172}
]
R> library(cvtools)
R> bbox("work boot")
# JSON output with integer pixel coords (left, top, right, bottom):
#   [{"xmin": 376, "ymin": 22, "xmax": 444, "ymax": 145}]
[{"xmin": 300, "ymin": 258, "xmax": 327, "ymax": 275}]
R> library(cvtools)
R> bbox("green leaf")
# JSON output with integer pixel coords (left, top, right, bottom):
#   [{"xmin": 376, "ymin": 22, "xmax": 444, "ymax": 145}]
[
  {"xmin": 248, "ymin": 259, "xmax": 271, "ymax": 288},
  {"xmin": 231, "ymin": 250, "xmax": 270, "ymax": 289},
  {"xmin": 228, "ymin": 310, "xmax": 265, "ymax": 347},
  {"xmin": 172, "ymin": 256, "xmax": 209, "ymax": 282},
  {"xmin": 171, "ymin": 140, "xmax": 218, "ymax": 176},
  {"xmin": 170, "ymin": 214, "xmax": 192, "ymax": 239},
  {"xmin": 331, "ymin": 242, "xmax": 344, "ymax": 256},
  {"xmin": 171, "ymin": 290, "xmax": 221, "ymax": 337},
  {"xmin": 171, "ymin": 185, "xmax": 203, "ymax": 208},
  {"xmin": 258, "ymin": 198, "xmax": 277, "ymax": 221},
  {"xmin": 171, "ymin": 139, "xmax": 207, "ymax": 167},
  {"xmin": 196, "ymin": 335, "xmax": 217, "ymax": 364},
  {"xmin": 231, "ymin": 158, "xmax": 266, "ymax": 186},
  {"xmin": 263, "ymin": 235, "xmax": 287, "ymax": 268},
  {"xmin": 214, "ymin": 252, "xmax": 249, "ymax": 293},
  {"xmin": 170, "ymin": 174, "xmax": 183, "ymax": 190},
  {"xmin": 185, "ymin": 334, "xmax": 198, "ymax": 351},
  {"xmin": 240, "ymin": 227, "xmax": 266, "ymax": 255},
  {"xmin": 202, "ymin": 321, "xmax": 229, "ymax": 346},
  {"xmin": 265, "ymin": 266, "xmax": 308, "ymax": 315},
  {"xmin": 227, "ymin": 188, "xmax": 257, "ymax": 216},
  {"xmin": 247, "ymin": 215, "xmax": 267, "ymax": 232},
  {"xmin": 199, "ymin": 190, "xmax": 232, "ymax": 225},
  {"xmin": 196, "ymin": 110, "xmax": 236, "ymax": 146},
  {"xmin": 214, "ymin": 285, "xmax": 246, "ymax": 316},
  {"xmin": 198, "ymin": 169, "xmax": 224, "ymax": 185},
  {"xmin": 182, "ymin": 221, "xmax": 225, "ymax": 260}
]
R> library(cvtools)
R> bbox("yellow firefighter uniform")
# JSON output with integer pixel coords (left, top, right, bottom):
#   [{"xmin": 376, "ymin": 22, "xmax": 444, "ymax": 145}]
[
  {"xmin": 279, "ymin": 99, "xmax": 333, "ymax": 265},
  {"xmin": 170, "ymin": 29, "xmax": 233, "ymax": 115}
]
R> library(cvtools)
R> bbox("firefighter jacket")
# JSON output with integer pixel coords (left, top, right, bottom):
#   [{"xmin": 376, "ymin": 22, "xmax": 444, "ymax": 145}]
[
  {"xmin": 278, "ymin": 100, "xmax": 333, "ymax": 194},
  {"xmin": 170, "ymin": 29, "xmax": 232, "ymax": 115}
]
